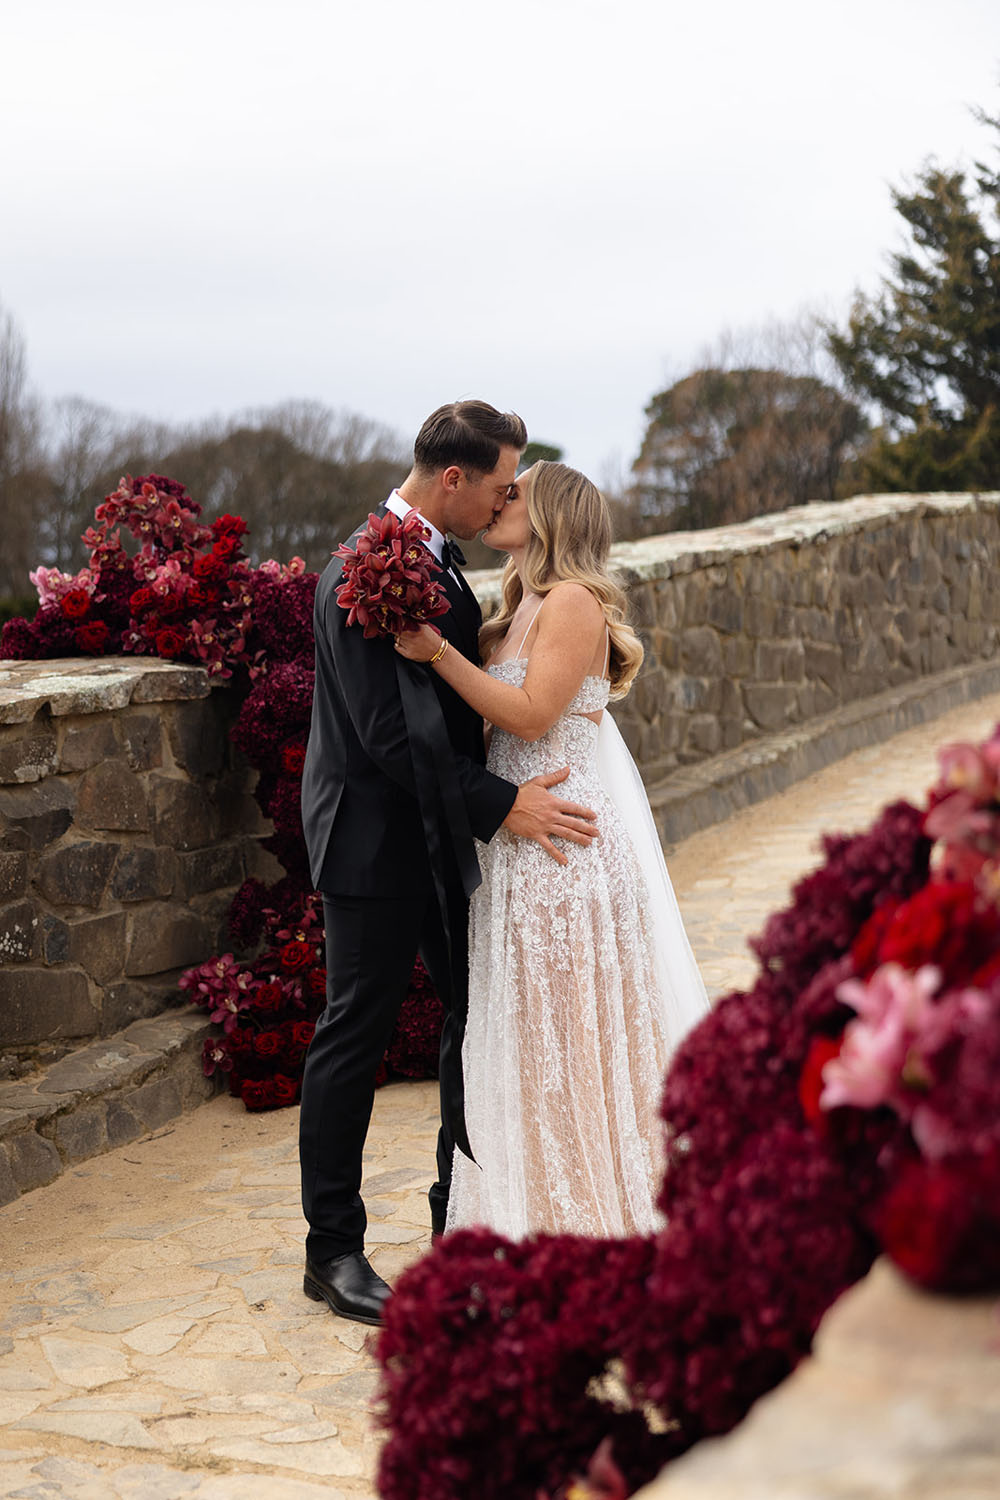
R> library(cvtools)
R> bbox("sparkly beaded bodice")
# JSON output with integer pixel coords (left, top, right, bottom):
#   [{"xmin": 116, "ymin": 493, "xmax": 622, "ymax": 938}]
[{"xmin": 483, "ymin": 658, "xmax": 610, "ymax": 793}]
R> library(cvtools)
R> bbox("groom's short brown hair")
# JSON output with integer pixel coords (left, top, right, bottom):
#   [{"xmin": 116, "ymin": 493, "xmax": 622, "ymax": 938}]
[{"xmin": 414, "ymin": 400, "xmax": 527, "ymax": 477}]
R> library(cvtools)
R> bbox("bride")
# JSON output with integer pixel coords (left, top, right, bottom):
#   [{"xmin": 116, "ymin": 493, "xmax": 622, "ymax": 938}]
[{"xmin": 395, "ymin": 461, "xmax": 708, "ymax": 1238}]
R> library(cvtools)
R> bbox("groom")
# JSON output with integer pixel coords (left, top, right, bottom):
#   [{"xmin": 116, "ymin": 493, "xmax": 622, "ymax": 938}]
[{"xmin": 299, "ymin": 399, "xmax": 600, "ymax": 1324}]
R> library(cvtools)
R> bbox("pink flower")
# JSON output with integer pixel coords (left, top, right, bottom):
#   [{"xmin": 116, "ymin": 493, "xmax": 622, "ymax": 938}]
[
  {"xmin": 29, "ymin": 565, "xmax": 95, "ymax": 606},
  {"xmin": 820, "ymin": 964, "xmax": 941, "ymax": 1112},
  {"xmin": 934, "ymin": 741, "xmax": 998, "ymax": 803}
]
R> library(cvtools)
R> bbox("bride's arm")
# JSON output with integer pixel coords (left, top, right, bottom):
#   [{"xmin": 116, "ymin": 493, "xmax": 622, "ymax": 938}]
[{"xmin": 395, "ymin": 583, "xmax": 604, "ymax": 742}]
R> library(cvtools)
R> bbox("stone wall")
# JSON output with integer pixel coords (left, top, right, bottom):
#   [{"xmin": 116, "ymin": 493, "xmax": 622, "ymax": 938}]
[
  {"xmin": 609, "ymin": 492, "xmax": 1000, "ymax": 781},
  {"xmin": 4, "ymin": 491, "xmax": 1000, "ymax": 1069},
  {"xmin": 0, "ymin": 659, "xmax": 264, "ymax": 1069},
  {"xmin": 470, "ymin": 489, "xmax": 1000, "ymax": 785}
]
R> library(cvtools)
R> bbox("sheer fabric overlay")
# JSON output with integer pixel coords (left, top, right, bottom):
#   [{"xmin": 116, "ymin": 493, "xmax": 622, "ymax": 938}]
[{"xmin": 447, "ymin": 660, "xmax": 709, "ymax": 1239}]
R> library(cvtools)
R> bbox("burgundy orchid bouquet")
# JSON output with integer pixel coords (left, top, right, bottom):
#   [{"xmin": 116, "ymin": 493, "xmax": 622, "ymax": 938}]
[
  {"xmin": 334, "ymin": 508, "xmax": 450, "ymax": 638},
  {"xmin": 374, "ymin": 723, "xmax": 1000, "ymax": 1500}
]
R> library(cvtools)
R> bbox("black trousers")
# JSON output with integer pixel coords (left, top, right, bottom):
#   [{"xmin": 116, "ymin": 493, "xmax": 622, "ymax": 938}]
[{"xmin": 299, "ymin": 880, "xmax": 469, "ymax": 1262}]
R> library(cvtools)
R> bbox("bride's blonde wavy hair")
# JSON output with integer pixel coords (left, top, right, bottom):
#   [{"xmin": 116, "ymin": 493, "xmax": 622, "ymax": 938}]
[{"xmin": 479, "ymin": 461, "xmax": 643, "ymax": 699}]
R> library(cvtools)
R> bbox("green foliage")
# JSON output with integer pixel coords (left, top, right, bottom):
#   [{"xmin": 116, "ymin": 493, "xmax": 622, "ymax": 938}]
[
  {"xmin": 632, "ymin": 366, "xmax": 865, "ymax": 531},
  {"xmin": 829, "ymin": 110, "xmax": 1000, "ymax": 491},
  {"xmin": 520, "ymin": 441, "xmax": 563, "ymax": 467},
  {"xmin": 0, "ymin": 594, "xmax": 37, "ymax": 626}
]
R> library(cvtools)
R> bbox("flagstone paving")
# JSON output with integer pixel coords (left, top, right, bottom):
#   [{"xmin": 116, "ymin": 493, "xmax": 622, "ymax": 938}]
[{"xmin": 2, "ymin": 691, "xmax": 1000, "ymax": 1500}]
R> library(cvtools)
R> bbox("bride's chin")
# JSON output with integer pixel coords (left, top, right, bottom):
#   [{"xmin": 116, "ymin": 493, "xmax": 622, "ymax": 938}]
[{"xmin": 481, "ymin": 529, "xmax": 503, "ymax": 550}]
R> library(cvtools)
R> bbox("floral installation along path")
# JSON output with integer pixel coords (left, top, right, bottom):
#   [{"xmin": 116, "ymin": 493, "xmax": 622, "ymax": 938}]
[
  {"xmin": 0, "ymin": 474, "xmax": 442, "ymax": 1109},
  {"xmin": 375, "ymin": 727, "xmax": 1000, "ymax": 1500}
]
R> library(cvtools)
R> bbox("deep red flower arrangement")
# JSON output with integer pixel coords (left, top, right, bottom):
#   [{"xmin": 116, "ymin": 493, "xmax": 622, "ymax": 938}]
[
  {"xmin": 374, "ymin": 727, "xmax": 1000, "ymax": 1500},
  {"xmin": 1, "ymin": 475, "xmax": 445, "ymax": 1108},
  {"xmin": 335, "ymin": 508, "xmax": 450, "ymax": 638},
  {"xmin": 0, "ymin": 475, "xmax": 254, "ymax": 677}
]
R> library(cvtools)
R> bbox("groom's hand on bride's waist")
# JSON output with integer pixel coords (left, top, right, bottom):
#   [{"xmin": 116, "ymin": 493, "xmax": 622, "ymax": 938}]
[{"xmin": 503, "ymin": 767, "xmax": 598, "ymax": 866}]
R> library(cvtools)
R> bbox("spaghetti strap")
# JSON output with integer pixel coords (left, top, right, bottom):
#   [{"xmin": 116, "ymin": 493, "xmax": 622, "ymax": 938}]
[
  {"xmin": 514, "ymin": 600, "xmax": 545, "ymax": 658},
  {"xmin": 602, "ymin": 627, "xmax": 610, "ymax": 680}
]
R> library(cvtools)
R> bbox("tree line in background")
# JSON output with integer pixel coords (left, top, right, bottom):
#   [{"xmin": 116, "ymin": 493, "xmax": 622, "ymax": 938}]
[
  {"xmin": 2, "ymin": 106, "xmax": 997, "ymax": 603},
  {"xmin": 631, "ymin": 106, "xmax": 1000, "ymax": 533},
  {"xmin": 0, "ymin": 335, "xmax": 411, "ymax": 605}
]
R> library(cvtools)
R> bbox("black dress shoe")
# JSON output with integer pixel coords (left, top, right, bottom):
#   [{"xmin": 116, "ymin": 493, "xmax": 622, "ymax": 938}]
[{"xmin": 303, "ymin": 1251, "xmax": 390, "ymax": 1325}]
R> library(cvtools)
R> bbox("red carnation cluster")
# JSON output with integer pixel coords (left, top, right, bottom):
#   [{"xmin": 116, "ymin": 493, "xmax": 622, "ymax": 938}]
[{"xmin": 335, "ymin": 508, "xmax": 451, "ymax": 639}]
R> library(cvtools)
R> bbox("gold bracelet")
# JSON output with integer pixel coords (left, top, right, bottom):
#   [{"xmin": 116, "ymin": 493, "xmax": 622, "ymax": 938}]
[{"xmin": 429, "ymin": 637, "xmax": 449, "ymax": 665}]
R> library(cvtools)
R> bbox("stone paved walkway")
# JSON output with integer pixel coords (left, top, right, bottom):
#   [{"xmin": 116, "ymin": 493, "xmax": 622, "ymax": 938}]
[{"xmin": 3, "ymin": 692, "xmax": 1000, "ymax": 1500}]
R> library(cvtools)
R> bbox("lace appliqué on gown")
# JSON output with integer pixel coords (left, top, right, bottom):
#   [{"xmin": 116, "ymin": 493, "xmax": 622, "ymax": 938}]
[{"xmin": 447, "ymin": 660, "xmax": 694, "ymax": 1240}]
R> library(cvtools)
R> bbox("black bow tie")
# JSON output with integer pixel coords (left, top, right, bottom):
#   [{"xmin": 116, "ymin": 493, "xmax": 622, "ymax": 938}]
[{"xmin": 441, "ymin": 538, "xmax": 466, "ymax": 571}]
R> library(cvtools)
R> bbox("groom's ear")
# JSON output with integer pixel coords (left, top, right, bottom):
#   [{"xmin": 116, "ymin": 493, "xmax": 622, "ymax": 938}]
[{"xmin": 441, "ymin": 465, "xmax": 463, "ymax": 494}]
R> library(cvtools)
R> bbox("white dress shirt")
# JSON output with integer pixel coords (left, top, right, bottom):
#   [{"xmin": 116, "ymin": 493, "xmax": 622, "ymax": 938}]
[{"xmin": 384, "ymin": 490, "xmax": 459, "ymax": 584}]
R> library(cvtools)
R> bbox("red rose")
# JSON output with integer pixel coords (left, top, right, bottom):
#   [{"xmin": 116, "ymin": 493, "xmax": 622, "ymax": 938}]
[
  {"xmin": 306, "ymin": 968, "xmax": 327, "ymax": 1000},
  {"xmin": 281, "ymin": 743, "xmax": 307, "ymax": 776},
  {"xmin": 75, "ymin": 621, "xmax": 110, "ymax": 653},
  {"xmin": 212, "ymin": 513, "xmax": 248, "ymax": 539},
  {"xmin": 879, "ymin": 881, "xmax": 1000, "ymax": 985},
  {"xmin": 280, "ymin": 939, "xmax": 314, "ymax": 973},
  {"xmin": 271, "ymin": 1074, "xmax": 300, "ymax": 1106},
  {"xmin": 850, "ymin": 899, "xmax": 900, "ymax": 977},
  {"xmin": 193, "ymin": 553, "xmax": 227, "ymax": 581},
  {"xmin": 156, "ymin": 590, "xmax": 184, "ymax": 617},
  {"xmin": 253, "ymin": 1029, "xmax": 283, "ymax": 1058},
  {"xmin": 212, "ymin": 534, "xmax": 241, "ymax": 560},
  {"xmin": 251, "ymin": 980, "xmax": 285, "ymax": 1015},
  {"xmin": 797, "ymin": 1035, "xmax": 843, "ymax": 1128},
  {"xmin": 130, "ymin": 586, "xmax": 157, "ymax": 615},
  {"xmin": 226, "ymin": 1027, "xmax": 254, "ymax": 1057},
  {"xmin": 291, "ymin": 1020, "xmax": 315, "ymax": 1049},
  {"xmin": 154, "ymin": 626, "xmax": 188, "ymax": 658},
  {"xmin": 187, "ymin": 581, "xmax": 219, "ymax": 610},
  {"xmin": 60, "ymin": 589, "xmax": 91, "ymax": 620},
  {"xmin": 241, "ymin": 1077, "xmax": 278, "ymax": 1110},
  {"xmin": 876, "ymin": 1159, "xmax": 972, "ymax": 1288}
]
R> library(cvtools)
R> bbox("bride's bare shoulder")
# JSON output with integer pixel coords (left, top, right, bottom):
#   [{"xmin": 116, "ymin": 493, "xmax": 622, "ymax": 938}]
[{"xmin": 541, "ymin": 581, "xmax": 605, "ymax": 631}]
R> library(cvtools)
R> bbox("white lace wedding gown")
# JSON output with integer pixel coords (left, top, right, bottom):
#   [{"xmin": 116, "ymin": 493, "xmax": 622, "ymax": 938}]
[{"xmin": 447, "ymin": 631, "xmax": 709, "ymax": 1240}]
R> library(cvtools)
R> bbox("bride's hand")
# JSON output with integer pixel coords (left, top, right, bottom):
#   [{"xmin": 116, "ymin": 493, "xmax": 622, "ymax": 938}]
[{"xmin": 393, "ymin": 624, "xmax": 443, "ymax": 662}]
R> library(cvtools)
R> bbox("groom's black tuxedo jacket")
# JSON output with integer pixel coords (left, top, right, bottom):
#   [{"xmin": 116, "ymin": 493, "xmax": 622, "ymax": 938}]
[{"xmin": 301, "ymin": 505, "xmax": 517, "ymax": 896}]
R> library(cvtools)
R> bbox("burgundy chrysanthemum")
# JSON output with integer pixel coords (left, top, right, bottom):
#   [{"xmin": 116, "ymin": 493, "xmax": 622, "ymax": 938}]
[
  {"xmin": 750, "ymin": 800, "xmax": 930, "ymax": 1002},
  {"xmin": 230, "ymin": 661, "xmax": 316, "ymax": 775},
  {"xmin": 0, "ymin": 615, "xmax": 43, "ymax": 659},
  {"xmin": 227, "ymin": 877, "xmax": 270, "ymax": 948}
]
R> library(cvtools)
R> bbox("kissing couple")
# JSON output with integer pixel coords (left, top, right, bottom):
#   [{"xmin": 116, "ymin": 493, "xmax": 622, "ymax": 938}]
[{"xmin": 298, "ymin": 399, "xmax": 708, "ymax": 1324}]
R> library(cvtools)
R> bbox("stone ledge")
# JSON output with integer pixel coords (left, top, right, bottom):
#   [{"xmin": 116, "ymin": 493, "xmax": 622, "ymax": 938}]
[
  {"xmin": 647, "ymin": 657, "xmax": 1000, "ymax": 849},
  {"xmin": 466, "ymin": 490, "xmax": 1000, "ymax": 605},
  {"xmin": 635, "ymin": 1259, "xmax": 1000, "ymax": 1498},
  {"xmin": 0, "ymin": 658, "xmax": 211, "ymax": 726},
  {"xmin": 0, "ymin": 1009, "xmax": 220, "ymax": 1203}
]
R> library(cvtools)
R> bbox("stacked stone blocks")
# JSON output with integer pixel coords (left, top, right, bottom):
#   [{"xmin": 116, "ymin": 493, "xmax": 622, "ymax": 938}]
[
  {"xmin": 602, "ymin": 494, "xmax": 1000, "ymax": 783},
  {"xmin": 0, "ymin": 659, "xmax": 263, "ymax": 1063}
]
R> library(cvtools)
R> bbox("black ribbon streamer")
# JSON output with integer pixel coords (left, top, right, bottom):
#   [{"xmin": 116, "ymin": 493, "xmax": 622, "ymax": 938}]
[{"xmin": 395, "ymin": 656, "xmax": 482, "ymax": 1160}]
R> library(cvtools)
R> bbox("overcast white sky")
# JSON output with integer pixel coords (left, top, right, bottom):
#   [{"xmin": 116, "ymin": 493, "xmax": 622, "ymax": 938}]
[{"xmin": 3, "ymin": 0, "xmax": 999, "ymax": 482}]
